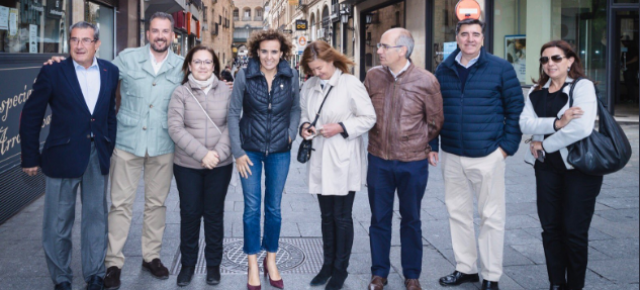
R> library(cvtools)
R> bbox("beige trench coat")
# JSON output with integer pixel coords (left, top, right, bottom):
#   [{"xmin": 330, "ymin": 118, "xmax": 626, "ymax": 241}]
[{"xmin": 299, "ymin": 70, "xmax": 376, "ymax": 196}]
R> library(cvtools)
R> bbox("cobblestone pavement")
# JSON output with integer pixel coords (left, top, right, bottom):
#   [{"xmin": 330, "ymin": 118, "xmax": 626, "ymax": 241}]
[{"xmin": 0, "ymin": 125, "xmax": 638, "ymax": 290}]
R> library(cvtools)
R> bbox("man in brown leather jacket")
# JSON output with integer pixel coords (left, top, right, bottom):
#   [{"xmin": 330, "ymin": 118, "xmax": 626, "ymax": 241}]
[{"xmin": 364, "ymin": 28, "xmax": 444, "ymax": 290}]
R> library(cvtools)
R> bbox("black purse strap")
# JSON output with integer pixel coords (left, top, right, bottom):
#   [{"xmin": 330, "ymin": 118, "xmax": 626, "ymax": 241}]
[
  {"xmin": 309, "ymin": 86, "xmax": 334, "ymax": 127},
  {"xmin": 568, "ymin": 77, "xmax": 584, "ymax": 107}
]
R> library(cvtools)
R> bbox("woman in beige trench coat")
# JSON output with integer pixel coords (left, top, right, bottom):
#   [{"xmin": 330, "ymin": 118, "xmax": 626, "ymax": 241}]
[{"xmin": 299, "ymin": 41, "xmax": 376, "ymax": 290}]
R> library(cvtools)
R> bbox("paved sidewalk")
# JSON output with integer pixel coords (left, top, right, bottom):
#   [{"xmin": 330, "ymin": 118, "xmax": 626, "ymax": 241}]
[{"xmin": 0, "ymin": 125, "xmax": 638, "ymax": 290}]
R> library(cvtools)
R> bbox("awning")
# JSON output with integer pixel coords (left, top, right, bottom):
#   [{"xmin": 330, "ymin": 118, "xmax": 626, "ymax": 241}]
[
  {"xmin": 145, "ymin": 0, "xmax": 187, "ymax": 20},
  {"xmin": 339, "ymin": 0, "xmax": 371, "ymax": 4}
]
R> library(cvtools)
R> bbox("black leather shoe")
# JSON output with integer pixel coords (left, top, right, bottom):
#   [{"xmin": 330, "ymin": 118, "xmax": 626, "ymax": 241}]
[
  {"xmin": 206, "ymin": 266, "xmax": 221, "ymax": 285},
  {"xmin": 142, "ymin": 258, "xmax": 169, "ymax": 279},
  {"xmin": 481, "ymin": 280, "xmax": 500, "ymax": 290},
  {"xmin": 86, "ymin": 275, "xmax": 104, "ymax": 290},
  {"xmin": 310, "ymin": 264, "xmax": 333, "ymax": 286},
  {"xmin": 325, "ymin": 269, "xmax": 348, "ymax": 290},
  {"xmin": 103, "ymin": 266, "xmax": 121, "ymax": 290},
  {"xmin": 55, "ymin": 282, "xmax": 72, "ymax": 290},
  {"xmin": 177, "ymin": 266, "xmax": 195, "ymax": 287},
  {"xmin": 439, "ymin": 271, "xmax": 480, "ymax": 286},
  {"xmin": 550, "ymin": 285, "xmax": 565, "ymax": 290}
]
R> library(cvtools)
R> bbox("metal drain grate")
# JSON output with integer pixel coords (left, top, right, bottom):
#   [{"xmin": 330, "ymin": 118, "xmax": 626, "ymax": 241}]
[{"xmin": 170, "ymin": 238, "xmax": 324, "ymax": 275}]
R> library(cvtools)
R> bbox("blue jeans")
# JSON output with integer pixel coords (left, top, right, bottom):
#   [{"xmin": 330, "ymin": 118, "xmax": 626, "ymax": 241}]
[{"xmin": 241, "ymin": 151, "xmax": 291, "ymax": 254}]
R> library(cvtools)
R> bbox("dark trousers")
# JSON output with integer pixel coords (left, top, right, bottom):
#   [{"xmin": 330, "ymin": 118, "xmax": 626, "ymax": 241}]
[
  {"xmin": 367, "ymin": 154, "xmax": 429, "ymax": 279},
  {"xmin": 535, "ymin": 164, "xmax": 603, "ymax": 289},
  {"xmin": 317, "ymin": 191, "xmax": 356, "ymax": 273},
  {"xmin": 173, "ymin": 163, "xmax": 233, "ymax": 267}
]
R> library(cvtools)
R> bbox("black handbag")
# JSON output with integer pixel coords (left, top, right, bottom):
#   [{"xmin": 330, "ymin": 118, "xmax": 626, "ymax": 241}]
[
  {"xmin": 566, "ymin": 78, "xmax": 632, "ymax": 175},
  {"xmin": 297, "ymin": 86, "xmax": 334, "ymax": 163}
]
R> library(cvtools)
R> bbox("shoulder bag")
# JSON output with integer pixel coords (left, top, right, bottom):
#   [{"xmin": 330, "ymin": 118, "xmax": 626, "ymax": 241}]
[
  {"xmin": 566, "ymin": 78, "xmax": 632, "ymax": 175},
  {"xmin": 297, "ymin": 86, "xmax": 334, "ymax": 163}
]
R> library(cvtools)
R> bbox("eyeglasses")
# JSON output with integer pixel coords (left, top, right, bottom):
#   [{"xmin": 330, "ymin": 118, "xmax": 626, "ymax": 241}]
[
  {"xmin": 69, "ymin": 37, "xmax": 96, "ymax": 46},
  {"xmin": 376, "ymin": 43, "xmax": 404, "ymax": 50},
  {"xmin": 539, "ymin": 55, "xmax": 566, "ymax": 64},
  {"xmin": 192, "ymin": 59, "xmax": 214, "ymax": 67}
]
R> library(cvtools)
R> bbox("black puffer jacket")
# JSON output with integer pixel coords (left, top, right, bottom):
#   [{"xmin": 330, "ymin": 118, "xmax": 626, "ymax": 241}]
[{"xmin": 228, "ymin": 57, "xmax": 301, "ymax": 158}]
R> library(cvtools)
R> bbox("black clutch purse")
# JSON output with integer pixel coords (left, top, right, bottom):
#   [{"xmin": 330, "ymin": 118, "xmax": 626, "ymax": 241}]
[{"xmin": 297, "ymin": 86, "xmax": 334, "ymax": 163}]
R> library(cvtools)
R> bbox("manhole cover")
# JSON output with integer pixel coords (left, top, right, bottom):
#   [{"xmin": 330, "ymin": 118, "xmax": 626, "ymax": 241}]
[{"xmin": 171, "ymin": 238, "xmax": 323, "ymax": 275}]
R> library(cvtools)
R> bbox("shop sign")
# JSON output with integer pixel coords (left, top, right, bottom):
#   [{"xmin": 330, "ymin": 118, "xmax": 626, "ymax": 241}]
[
  {"xmin": 46, "ymin": 0, "xmax": 64, "ymax": 20},
  {"xmin": 297, "ymin": 36, "xmax": 307, "ymax": 54},
  {"xmin": 288, "ymin": 0, "xmax": 299, "ymax": 5},
  {"xmin": 455, "ymin": 0, "xmax": 481, "ymax": 21},
  {"xmin": 0, "ymin": 6, "xmax": 9, "ymax": 31},
  {"xmin": 0, "ymin": 67, "xmax": 52, "ymax": 174},
  {"xmin": 296, "ymin": 20, "xmax": 307, "ymax": 31}
]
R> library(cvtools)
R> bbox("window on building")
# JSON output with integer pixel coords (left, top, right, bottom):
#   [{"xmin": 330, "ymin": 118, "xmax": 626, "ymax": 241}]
[
  {"xmin": 243, "ymin": 8, "xmax": 251, "ymax": 20},
  {"xmin": 203, "ymin": 6, "xmax": 208, "ymax": 22},
  {"xmin": 255, "ymin": 8, "xmax": 263, "ymax": 21},
  {"xmin": 233, "ymin": 9, "xmax": 239, "ymax": 20},
  {"xmin": 0, "ymin": 0, "xmax": 71, "ymax": 54}
]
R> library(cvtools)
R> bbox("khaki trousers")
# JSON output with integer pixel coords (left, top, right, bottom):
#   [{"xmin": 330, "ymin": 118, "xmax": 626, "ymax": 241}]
[
  {"xmin": 105, "ymin": 148, "xmax": 174, "ymax": 268},
  {"xmin": 441, "ymin": 149, "xmax": 506, "ymax": 282}
]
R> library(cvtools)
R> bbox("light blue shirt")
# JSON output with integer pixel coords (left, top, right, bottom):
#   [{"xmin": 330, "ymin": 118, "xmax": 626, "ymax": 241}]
[
  {"xmin": 455, "ymin": 51, "xmax": 480, "ymax": 69},
  {"xmin": 73, "ymin": 57, "xmax": 101, "ymax": 115}
]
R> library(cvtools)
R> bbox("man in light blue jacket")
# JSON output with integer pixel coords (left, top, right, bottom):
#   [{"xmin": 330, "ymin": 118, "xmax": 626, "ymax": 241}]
[{"xmin": 103, "ymin": 12, "xmax": 184, "ymax": 289}]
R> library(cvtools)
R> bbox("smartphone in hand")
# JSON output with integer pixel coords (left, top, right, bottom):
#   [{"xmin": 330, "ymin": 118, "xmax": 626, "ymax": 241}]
[{"xmin": 536, "ymin": 150, "xmax": 545, "ymax": 163}]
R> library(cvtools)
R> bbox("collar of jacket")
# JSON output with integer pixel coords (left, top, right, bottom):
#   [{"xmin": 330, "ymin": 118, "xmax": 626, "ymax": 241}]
[
  {"xmin": 245, "ymin": 57, "xmax": 293, "ymax": 79},
  {"xmin": 138, "ymin": 44, "xmax": 180, "ymax": 75},
  {"xmin": 542, "ymin": 76, "xmax": 575, "ymax": 89},
  {"xmin": 381, "ymin": 61, "xmax": 415, "ymax": 83},
  {"xmin": 442, "ymin": 46, "xmax": 488, "ymax": 70},
  {"xmin": 186, "ymin": 74, "xmax": 220, "ymax": 91},
  {"xmin": 311, "ymin": 69, "xmax": 343, "ymax": 93}
]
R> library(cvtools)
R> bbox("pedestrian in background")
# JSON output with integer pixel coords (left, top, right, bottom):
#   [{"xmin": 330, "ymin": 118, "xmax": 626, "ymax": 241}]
[
  {"xmin": 221, "ymin": 65, "xmax": 234, "ymax": 82},
  {"xmin": 228, "ymin": 29, "xmax": 301, "ymax": 290},
  {"xmin": 298, "ymin": 40, "xmax": 376, "ymax": 290},
  {"xmin": 519, "ymin": 40, "xmax": 602, "ymax": 290},
  {"xmin": 168, "ymin": 45, "xmax": 233, "ymax": 287},
  {"xmin": 430, "ymin": 19, "xmax": 524, "ymax": 290},
  {"xmin": 20, "ymin": 21, "xmax": 118, "ymax": 290},
  {"xmin": 365, "ymin": 28, "xmax": 444, "ymax": 290}
]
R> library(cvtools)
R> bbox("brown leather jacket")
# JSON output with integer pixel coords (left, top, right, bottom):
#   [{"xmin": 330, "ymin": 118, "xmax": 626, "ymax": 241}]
[{"xmin": 364, "ymin": 63, "xmax": 444, "ymax": 162}]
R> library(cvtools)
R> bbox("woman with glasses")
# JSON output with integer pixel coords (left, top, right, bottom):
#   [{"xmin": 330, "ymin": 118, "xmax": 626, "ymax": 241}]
[
  {"xmin": 299, "ymin": 41, "xmax": 376, "ymax": 290},
  {"xmin": 228, "ymin": 29, "xmax": 301, "ymax": 290},
  {"xmin": 168, "ymin": 45, "xmax": 233, "ymax": 287},
  {"xmin": 519, "ymin": 40, "xmax": 602, "ymax": 290}
]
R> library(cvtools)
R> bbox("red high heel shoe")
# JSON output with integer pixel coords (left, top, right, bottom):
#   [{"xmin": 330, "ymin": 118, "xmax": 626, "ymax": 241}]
[
  {"xmin": 247, "ymin": 266, "xmax": 261, "ymax": 290},
  {"xmin": 263, "ymin": 257, "xmax": 284, "ymax": 289}
]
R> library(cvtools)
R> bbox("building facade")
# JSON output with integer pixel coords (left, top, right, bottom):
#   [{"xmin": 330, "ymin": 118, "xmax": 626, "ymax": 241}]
[
  {"xmin": 201, "ymin": 0, "xmax": 235, "ymax": 67},
  {"xmin": 232, "ymin": 0, "xmax": 264, "ymax": 65}
]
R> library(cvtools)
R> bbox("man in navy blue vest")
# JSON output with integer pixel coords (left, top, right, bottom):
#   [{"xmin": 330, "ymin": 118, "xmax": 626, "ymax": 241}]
[
  {"xmin": 20, "ymin": 21, "xmax": 118, "ymax": 290},
  {"xmin": 429, "ymin": 19, "xmax": 524, "ymax": 290}
]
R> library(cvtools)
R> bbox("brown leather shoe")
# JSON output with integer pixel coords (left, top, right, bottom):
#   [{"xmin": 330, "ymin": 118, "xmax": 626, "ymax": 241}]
[
  {"xmin": 405, "ymin": 279, "xmax": 422, "ymax": 290},
  {"xmin": 368, "ymin": 275, "xmax": 387, "ymax": 290},
  {"xmin": 103, "ymin": 266, "xmax": 121, "ymax": 290},
  {"xmin": 142, "ymin": 258, "xmax": 169, "ymax": 279}
]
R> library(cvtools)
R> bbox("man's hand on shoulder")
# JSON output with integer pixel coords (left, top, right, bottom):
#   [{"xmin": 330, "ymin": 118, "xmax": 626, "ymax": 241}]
[{"xmin": 43, "ymin": 56, "xmax": 65, "ymax": 65}]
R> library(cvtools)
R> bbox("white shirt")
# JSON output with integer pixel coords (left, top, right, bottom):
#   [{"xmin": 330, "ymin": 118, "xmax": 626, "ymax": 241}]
[
  {"xmin": 455, "ymin": 51, "xmax": 480, "ymax": 69},
  {"xmin": 73, "ymin": 57, "xmax": 101, "ymax": 115},
  {"xmin": 389, "ymin": 60, "xmax": 411, "ymax": 80},
  {"xmin": 149, "ymin": 48, "xmax": 168, "ymax": 75}
]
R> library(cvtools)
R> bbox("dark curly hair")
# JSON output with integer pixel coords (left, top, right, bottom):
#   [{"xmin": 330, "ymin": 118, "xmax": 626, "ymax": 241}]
[{"xmin": 247, "ymin": 29, "xmax": 293, "ymax": 60}]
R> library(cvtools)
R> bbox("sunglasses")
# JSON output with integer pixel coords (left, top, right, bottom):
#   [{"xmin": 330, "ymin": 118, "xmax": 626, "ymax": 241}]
[{"xmin": 539, "ymin": 55, "xmax": 566, "ymax": 64}]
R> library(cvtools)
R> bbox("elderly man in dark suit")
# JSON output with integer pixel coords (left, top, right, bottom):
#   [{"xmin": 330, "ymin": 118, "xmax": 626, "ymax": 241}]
[{"xmin": 20, "ymin": 21, "xmax": 118, "ymax": 290}]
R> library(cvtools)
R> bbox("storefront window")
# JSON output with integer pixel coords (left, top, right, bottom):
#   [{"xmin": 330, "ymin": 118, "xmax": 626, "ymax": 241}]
[
  {"xmin": 172, "ymin": 32, "xmax": 183, "ymax": 56},
  {"xmin": 85, "ymin": 1, "xmax": 114, "ymax": 60},
  {"xmin": 364, "ymin": 1, "xmax": 405, "ymax": 72},
  {"xmin": 432, "ymin": 0, "xmax": 461, "ymax": 70},
  {"xmin": 493, "ymin": 0, "xmax": 527, "ymax": 84},
  {"xmin": 0, "ymin": 0, "xmax": 69, "ymax": 54}
]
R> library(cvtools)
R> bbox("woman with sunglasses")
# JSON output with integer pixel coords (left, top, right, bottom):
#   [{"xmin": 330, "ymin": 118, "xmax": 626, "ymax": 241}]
[
  {"xmin": 519, "ymin": 40, "xmax": 602, "ymax": 290},
  {"xmin": 168, "ymin": 45, "xmax": 233, "ymax": 287}
]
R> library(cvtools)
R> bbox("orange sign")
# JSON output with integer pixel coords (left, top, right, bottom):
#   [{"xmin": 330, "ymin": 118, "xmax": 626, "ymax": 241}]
[
  {"xmin": 186, "ymin": 12, "xmax": 192, "ymax": 35},
  {"xmin": 455, "ymin": 0, "xmax": 481, "ymax": 21},
  {"xmin": 298, "ymin": 36, "xmax": 307, "ymax": 47}
]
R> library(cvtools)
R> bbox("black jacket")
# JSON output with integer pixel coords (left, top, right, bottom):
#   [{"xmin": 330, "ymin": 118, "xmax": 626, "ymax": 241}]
[{"xmin": 228, "ymin": 57, "xmax": 301, "ymax": 158}]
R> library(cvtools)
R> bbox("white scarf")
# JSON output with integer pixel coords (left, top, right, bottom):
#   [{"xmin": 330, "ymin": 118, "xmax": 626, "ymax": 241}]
[{"xmin": 188, "ymin": 73, "xmax": 216, "ymax": 94}]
